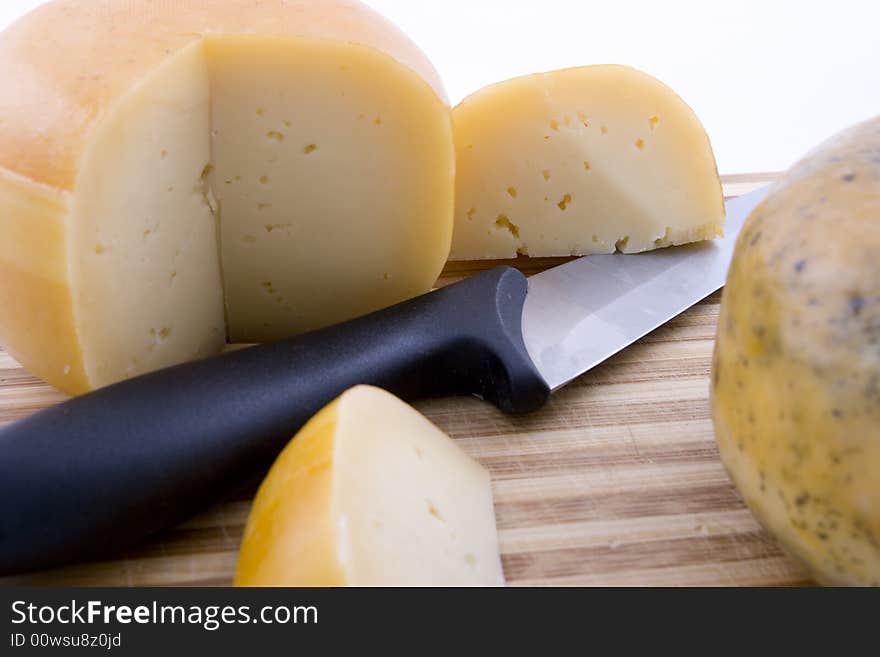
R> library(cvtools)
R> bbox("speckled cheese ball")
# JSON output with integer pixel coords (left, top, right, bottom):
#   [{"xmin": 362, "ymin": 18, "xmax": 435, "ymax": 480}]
[{"xmin": 711, "ymin": 116, "xmax": 880, "ymax": 586}]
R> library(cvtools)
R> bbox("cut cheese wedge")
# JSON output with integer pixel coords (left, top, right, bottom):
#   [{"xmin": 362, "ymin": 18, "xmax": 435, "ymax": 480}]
[
  {"xmin": 234, "ymin": 385, "xmax": 505, "ymax": 587},
  {"xmin": 0, "ymin": 0, "xmax": 454, "ymax": 393},
  {"xmin": 451, "ymin": 65, "xmax": 724, "ymax": 259}
]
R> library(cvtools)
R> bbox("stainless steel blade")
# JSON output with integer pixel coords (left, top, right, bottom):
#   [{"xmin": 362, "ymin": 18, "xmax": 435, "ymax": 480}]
[{"xmin": 522, "ymin": 186, "xmax": 771, "ymax": 391}]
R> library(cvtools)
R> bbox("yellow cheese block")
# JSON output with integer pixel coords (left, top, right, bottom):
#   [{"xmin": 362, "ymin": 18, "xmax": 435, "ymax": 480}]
[
  {"xmin": 712, "ymin": 117, "xmax": 880, "ymax": 586},
  {"xmin": 451, "ymin": 65, "xmax": 724, "ymax": 259},
  {"xmin": 234, "ymin": 386, "xmax": 505, "ymax": 587},
  {"xmin": 0, "ymin": 0, "xmax": 454, "ymax": 393}
]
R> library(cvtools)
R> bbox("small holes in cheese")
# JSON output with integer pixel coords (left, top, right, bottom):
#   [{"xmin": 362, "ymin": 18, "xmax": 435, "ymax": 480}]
[
  {"xmin": 495, "ymin": 214, "xmax": 520, "ymax": 238},
  {"xmin": 150, "ymin": 327, "xmax": 172, "ymax": 343},
  {"xmin": 427, "ymin": 501, "xmax": 445, "ymax": 522},
  {"xmin": 654, "ymin": 227, "xmax": 673, "ymax": 247}
]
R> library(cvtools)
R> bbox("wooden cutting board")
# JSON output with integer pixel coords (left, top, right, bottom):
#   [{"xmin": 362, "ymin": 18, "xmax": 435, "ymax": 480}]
[{"xmin": 0, "ymin": 173, "xmax": 811, "ymax": 587}]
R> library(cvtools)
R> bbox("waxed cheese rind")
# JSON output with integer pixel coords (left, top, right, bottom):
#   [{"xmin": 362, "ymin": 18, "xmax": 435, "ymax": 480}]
[
  {"xmin": 0, "ymin": 168, "xmax": 88, "ymax": 392},
  {"xmin": 711, "ymin": 116, "xmax": 880, "ymax": 586},
  {"xmin": 233, "ymin": 397, "xmax": 346, "ymax": 587}
]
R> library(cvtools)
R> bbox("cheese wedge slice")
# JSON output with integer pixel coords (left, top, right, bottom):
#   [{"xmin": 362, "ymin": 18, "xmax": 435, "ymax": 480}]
[
  {"xmin": 234, "ymin": 385, "xmax": 505, "ymax": 587},
  {"xmin": 0, "ymin": 0, "xmax": 453, "ymax": 393},
  {"xmin": 451, "ymin": 65, "xmax": 724, "ymax": 259}
]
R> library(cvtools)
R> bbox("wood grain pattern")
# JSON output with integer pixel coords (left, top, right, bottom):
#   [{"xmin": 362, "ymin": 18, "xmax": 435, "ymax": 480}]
[{"xmin": 0, "ymin": 173, "xmax": 811, "ymax": 587}]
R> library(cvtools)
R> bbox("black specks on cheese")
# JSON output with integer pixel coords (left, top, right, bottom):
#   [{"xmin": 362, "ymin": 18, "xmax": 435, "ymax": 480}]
[
  {"xmin": 849, "ymin": 295, "xmax": 865, "ymax": 316},
  {"xmin": 866, "ymin": 373, "xmax": 879, "ymax": 402},
  {"xmin": 713, "ymin": 116, "xmax": 880, "ymax": 585}
]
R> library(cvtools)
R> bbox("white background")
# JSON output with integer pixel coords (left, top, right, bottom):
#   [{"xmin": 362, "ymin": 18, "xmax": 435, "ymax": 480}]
[{"xmin": 2, "ymin": 0, "xmax": 878, "ymax": 173}]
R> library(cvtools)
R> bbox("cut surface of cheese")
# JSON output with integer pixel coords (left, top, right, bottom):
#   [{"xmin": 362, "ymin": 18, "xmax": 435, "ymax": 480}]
[
  {"xmin": 0, "ymin": 0, "xmax": 453, "ymax": 392},
  {"xmin": 451, "ymin": 65, "xmax": 724, "ymax": 259},
  {"xmin": 208, "ymin": 36, "xmax": 453, "ymax": 340},
  {"xmin": 234, "ymin": 385, "xmax": 505, "ymax": 587},
  {"xmin": 70, "ymin": 43, "xmax": 225, "ymax": 385}
]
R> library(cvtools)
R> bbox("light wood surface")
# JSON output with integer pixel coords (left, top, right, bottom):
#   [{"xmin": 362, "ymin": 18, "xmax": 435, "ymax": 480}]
[{"xmin": 0, "ymin": 173, "xmax": 811, "ymax": 587}]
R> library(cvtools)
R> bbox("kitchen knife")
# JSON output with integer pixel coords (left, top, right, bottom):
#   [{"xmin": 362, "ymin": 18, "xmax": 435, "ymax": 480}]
[{"xmin": 0, "ymin": 187, "xmax": 769, "ymax": 575}]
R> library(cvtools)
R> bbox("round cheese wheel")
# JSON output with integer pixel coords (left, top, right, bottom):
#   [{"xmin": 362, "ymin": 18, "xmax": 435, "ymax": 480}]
[
  {"xmin": 712, "ymin": 117, "xmax": 880, "ymax": 585},
  {"xmin": 0, "ymin": 0, "xmax": 454, "ymax": 394}
]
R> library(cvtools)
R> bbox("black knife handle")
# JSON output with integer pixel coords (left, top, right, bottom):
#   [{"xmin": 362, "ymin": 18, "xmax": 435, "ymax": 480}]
[{"xmin": 0, "ymin": 266, "xmax": 549, "ymax": 575}]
